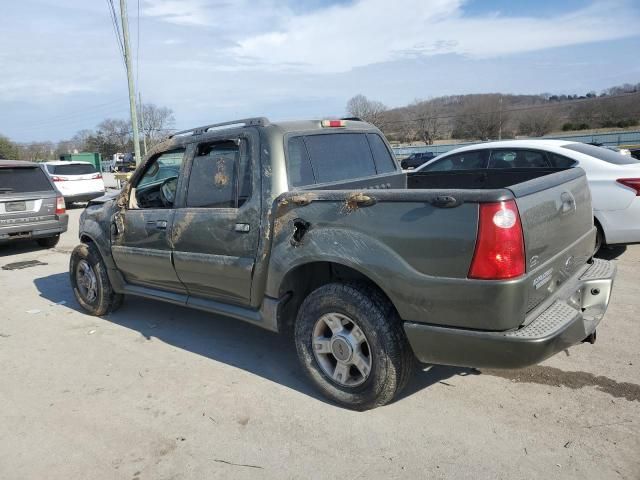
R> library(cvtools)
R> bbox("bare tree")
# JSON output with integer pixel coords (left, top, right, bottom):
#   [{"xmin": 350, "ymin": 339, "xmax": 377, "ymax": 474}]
[
  {"xmin": 140, "ymin": 103, "xmax": 175, "ymax": 150},
  {"xmin": 346, "ymin": 94, "xmax": 388, "ymax": 128},
  {"xmin": 409, "ymin": 100, "xmax": 441, "ymax": 145},
  {"xmin": 518, "ymin": 109, "xmax": 556, "ymax": 137},
  {"xmin": 452, "ymin": 95, "xmax": 509, "ymax": 140},
  {"xmin": 17, "ymin": 142, "xmax": 55, "ymax": 161}
]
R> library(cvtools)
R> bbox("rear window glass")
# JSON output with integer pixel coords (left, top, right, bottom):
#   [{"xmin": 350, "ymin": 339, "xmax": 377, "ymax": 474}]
[
  {"xmin": 562, "ymin": 143, "xmax": 640, "ymax": 165},
  {"xmin": 287, "ymin": 133, "xmax": 395, "ymax": 187},
  {"xmin": 47, "ymin": 163, "xmax": 97, "ymax": 175},
  {"xmin": 367, "ymin": 134, "xmax": 397, "ymax": 174},
  {"xmin": 423, "ymin": 150, "xmax": 488, "ymax": 172},
  {"xmin": 0, "ymin": 167, "xmax": 53, "ymax": 193}
]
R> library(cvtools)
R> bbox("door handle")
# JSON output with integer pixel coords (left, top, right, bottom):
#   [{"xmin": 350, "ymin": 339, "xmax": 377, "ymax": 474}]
[
  {"xmin": 560, "ymin": 192, "xmax": 576, "ymax": 213},
  {"xmin": 147, "ymin": 220, "xmax": 168, "ymax": 230},
  {"xmin": 235, "ymin": 223, "xmax": 251, "ymax": 233}
]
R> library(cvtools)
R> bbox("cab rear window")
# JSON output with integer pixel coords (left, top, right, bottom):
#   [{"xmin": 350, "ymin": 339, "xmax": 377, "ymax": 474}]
[
  {"xmin": 0, "ymin": 167, "xmax": 54, "ymax": 193},
  {"xmin": 47, "ymin": 163, "xmax": 97, "ymax": 175},
  {"xmin": 286, "ymin": 133, "xmax": 397, "ymax": 187}
]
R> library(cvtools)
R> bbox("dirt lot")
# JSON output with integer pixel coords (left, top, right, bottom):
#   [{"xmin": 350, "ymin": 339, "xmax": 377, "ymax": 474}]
[{"xmin": 1, "ymin": 207, "xmax": 638, "ymax": 480}]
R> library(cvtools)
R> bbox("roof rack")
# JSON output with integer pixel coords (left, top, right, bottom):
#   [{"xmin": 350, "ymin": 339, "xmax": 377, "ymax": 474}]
[{"xmin": 169, "ymin": 117, "xmax": 270, "ymax": 138}]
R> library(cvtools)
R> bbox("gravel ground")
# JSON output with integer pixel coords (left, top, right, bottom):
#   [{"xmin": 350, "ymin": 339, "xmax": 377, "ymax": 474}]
[{"xmin": 0, "ymin": 207, "xmax": 638, "ymax": 480}]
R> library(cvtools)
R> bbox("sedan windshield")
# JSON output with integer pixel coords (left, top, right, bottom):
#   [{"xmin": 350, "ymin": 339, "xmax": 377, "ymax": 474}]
[{"xmin": 562, "ymin": 143, "xmax": 640, "ymax": 165}]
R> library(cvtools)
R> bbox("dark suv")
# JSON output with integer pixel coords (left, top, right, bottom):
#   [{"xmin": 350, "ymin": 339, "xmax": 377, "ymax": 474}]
[
  {"xmin": 0, "ymin": 160, "xmax": 68, "ymax": 248},
  {"xmin": 400, "ymin": 151, "xmax": 436, "ymax": 170}
]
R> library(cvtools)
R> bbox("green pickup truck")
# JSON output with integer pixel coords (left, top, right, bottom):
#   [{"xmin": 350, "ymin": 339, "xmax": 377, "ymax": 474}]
[{"xmin": 70, "ymin": 118, "xmax": 616, "ymax": 410}]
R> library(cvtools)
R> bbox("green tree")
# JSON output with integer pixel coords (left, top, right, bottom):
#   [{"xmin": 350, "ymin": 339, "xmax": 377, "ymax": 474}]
[{"xmin": 0, "ymin": 134, "xmax": 19, "ymax": 160}]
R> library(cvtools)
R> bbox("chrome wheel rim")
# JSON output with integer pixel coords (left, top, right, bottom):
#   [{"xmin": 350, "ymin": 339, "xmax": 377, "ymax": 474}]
[
  {"xmin": 76, "ymin": 259, "xmax": 98, "ymax": 303},
  {"xmin": 312, "ymin": 312, "xmax": 372, "ymax": 387}
]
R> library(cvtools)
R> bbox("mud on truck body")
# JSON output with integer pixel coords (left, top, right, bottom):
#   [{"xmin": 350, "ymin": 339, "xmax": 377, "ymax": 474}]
[{"xmin": 71, "ymin": 117, "xmax": 616, "ymax": 410}]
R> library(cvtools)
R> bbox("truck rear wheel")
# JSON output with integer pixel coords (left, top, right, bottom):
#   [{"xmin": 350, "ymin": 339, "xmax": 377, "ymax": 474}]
[
  {"xmin": 70, "ymin": 243, "xmax": 123, "ymax": 316},
  {"xmin": 294, "ymin": 282, "xmax": 414, "ymax": 410}
]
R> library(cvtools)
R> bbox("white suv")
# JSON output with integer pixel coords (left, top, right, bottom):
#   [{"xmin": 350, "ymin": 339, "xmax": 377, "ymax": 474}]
[{"xmin": 43, "ymin": 161, "xmax": 106, "ymax": 204}]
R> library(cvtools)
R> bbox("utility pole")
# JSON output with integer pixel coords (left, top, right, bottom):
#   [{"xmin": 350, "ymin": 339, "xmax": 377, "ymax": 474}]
[
  {"xmin": 119, "ymin": 0, "xmax": 142, "ymax": 166},
  {"xmin": 498, "ymin": 96, "xmax": 503, "ymax": 141},
  {"xmin": 139, "ymin": 92, "xmax": 147, "ymax": 156}
]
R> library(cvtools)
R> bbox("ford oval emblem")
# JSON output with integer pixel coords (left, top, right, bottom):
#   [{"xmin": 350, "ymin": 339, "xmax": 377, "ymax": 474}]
[{"xmin": 565, "ymin": 256, "xmax": 574, "ymax": 269}]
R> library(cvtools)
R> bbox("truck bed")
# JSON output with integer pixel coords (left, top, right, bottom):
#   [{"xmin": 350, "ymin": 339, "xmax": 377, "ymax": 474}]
[{"xmin": 269, "ymin": 167, "xmax": 594, "ymax": 333}]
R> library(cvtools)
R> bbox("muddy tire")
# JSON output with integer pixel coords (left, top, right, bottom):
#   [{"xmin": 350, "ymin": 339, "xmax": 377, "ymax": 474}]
[
  {"xmin": 294, "ymin": 282, "xmax": 415, "ymax": 410},
  {"xmin": 36, "ymin": 235, "xmax": 60, "ymax": 248},
  {"xmin": 69, "ymin": 242, "xmax": 123, "ymax": 316}
]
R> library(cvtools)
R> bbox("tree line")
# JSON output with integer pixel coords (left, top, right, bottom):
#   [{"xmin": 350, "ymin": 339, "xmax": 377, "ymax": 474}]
[
  {"xmin": 0, "ymin": 103, "xmax": 175, "ymax": 162},
  {"xmin": 346, "ymin": 82, "xmax": 640, "ymax": 144}
]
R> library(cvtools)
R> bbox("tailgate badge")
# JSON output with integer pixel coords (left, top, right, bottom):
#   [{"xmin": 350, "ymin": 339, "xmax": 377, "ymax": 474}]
[
  {"xmin": 565, "ymin": 256, "xmax": 575, "ymax": 269},
  {"xmin": 533, "ymin": 268, "xmax": 553, "ymax": 290},
  {"xmin": 529, "ymin": 255, "xmax": 539, "ymax": 268}
]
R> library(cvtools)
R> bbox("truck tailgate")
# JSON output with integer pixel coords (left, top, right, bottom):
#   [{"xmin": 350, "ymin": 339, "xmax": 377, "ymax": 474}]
[{"xmin": 509, "ymin": 169, "xmax": 595, "ymax": 313}]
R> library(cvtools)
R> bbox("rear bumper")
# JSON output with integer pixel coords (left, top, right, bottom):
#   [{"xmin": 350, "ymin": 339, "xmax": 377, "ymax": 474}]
[
  {"xmin": 64, "ymin": 191, "xmax": 105, "ymax": 203},
  {"xmin": 0, "ymin": 215, "xmax": 68, "ymax": 243},
  {"xmin": 404, "ymin": 258, "xmax": 616, "ymax": 369}
]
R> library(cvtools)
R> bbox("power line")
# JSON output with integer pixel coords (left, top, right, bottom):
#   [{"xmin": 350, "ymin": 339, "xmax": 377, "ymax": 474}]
[
  {"xmin": 9, "ymin": 100, "xmax": 127, "ymax": 128},
  {"xmin": 105, "ymin": 0, "xmax": 126, "ymax": 71}
]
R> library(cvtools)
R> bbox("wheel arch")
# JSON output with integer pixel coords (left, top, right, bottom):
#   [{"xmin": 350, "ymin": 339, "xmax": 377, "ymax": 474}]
[
  {"xmin": 275, "ymin": 260, "xmax": 399, "ymax": 335},
  {"xmin": 593, "ymin": 214, "xmax": 607, "ymax": 245}
]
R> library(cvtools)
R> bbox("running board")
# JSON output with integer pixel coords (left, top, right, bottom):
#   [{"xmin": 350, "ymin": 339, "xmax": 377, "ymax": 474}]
[{"xmin": 121, "ymin": 284, "xmax": 282, "ymax": 332}]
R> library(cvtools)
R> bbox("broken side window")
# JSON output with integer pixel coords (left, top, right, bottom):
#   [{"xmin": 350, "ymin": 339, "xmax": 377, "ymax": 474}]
[{"xmin": 186, "ymin": 139, "xmax": 251, "ymax": 209}]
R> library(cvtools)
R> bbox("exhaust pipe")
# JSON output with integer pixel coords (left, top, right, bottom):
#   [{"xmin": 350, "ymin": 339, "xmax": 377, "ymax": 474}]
[{"xmin": 583, "ymin": 330, "xmax": 597, "ymax": 344}]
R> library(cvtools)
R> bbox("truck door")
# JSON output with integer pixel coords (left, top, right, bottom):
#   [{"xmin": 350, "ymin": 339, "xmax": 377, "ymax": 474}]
[
  {"xmin": 171, "ymin": 131, "xmax": 260, "ymax": 305},
  {"xmin": 111, "ymin": 148, "xmax": 187, "ymax": 293}
]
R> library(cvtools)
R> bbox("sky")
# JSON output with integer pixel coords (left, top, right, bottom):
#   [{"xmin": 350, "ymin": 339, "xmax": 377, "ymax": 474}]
[{"xmin": 1, "ymin": 0, "xmax": 639, "ymax": 142}]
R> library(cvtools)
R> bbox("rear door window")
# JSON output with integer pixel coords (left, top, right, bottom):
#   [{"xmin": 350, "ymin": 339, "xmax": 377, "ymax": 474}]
[
  {"xmin": 422, "ymin": 150, "xmax": 488, "ymax": 172},
  {"xmin": 0, "ymin": 167, "xmax": 53, "ymax": 193},
  {"xmin": 47, "ymin": 163, "xmax": 97, "ymax": 175},
  {"xmin": 186, "ymin": 139, "xmax": 251, "ymax": 209},
  {"xmin": 287, "ymin": 133, "xmax": 394, "ymax": 187},
  {"xmin": 548, "ymin": 153, "xmax": 577, "ymax": 168}
]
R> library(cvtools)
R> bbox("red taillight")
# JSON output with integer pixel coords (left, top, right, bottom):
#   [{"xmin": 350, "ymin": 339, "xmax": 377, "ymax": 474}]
[
  {"xmin": 92, "ymin": 173, "xmax": 102, "ymax": 179},
  {"xmin": 321, "ymin": 120, "xmax": 346, "ymax": 128},
  {"xmin": 55, "ymin": 196, "xmax": 66, "ymax": 215},
  {"xmin": 617, "ymin": 178, "xmax": 640, "ymax": 196},
  {"xmin": 469, "ymin": 200, "xmax": 525, "ymax": 280},
  {"xmin": 52, "ymin": 176, "xmax": 63, "ymax": 182}
]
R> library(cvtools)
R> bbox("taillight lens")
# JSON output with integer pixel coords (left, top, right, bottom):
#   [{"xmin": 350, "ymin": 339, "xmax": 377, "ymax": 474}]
[
  {"xmin": 617, "ymin": 178, "xmax": 640, "ymax": 196},
  {"xmin": 55, "ymin": 196, "xmax": 66, "ymax": 215},
  {"xmin": 52, "ymin": 176, "xmax": 63, "ymax": 182},
  {"xmin": 469, "ymin": 200, "xmax": 525, "ymax": 280},
  {"xmin": 321, "ymin": 120, "xmax": 346, "ymax": 128},
  {"xmin": 92, "ymin": 173, "xmax": 102, "ymax": 179}
]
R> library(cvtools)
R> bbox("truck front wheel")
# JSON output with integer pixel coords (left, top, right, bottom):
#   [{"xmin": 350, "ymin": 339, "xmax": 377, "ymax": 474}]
[
  {"xmin": 294, "ymin": 283, "xmax": 414, "ymax": 410},
  {"xmin": 70, "ymin": 243, "xmax": 123, "ymax": 316}
]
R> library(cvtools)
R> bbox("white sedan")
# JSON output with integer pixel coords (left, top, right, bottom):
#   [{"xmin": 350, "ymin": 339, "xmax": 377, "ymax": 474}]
[
  {"xmin": 43, "ymin": 161, "xmax": 106, "ymax": 204},
  {"xmin": 414, "ymin": 139, "xmax": 640, "ymax": 249}
]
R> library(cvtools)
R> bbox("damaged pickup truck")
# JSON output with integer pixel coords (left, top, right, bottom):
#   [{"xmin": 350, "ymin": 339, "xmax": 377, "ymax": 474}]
[{"xmin": 71, "ymin": 117, "xmax": 616, "ymax": 410}]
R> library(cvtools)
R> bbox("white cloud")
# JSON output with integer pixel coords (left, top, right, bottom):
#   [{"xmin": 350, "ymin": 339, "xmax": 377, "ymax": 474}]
[{"xmin": 228, "ymin": 0, "xmax": 640, "ymax": 73}]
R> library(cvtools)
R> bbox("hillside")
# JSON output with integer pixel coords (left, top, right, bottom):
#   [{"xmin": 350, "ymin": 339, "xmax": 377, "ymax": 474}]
[{"xmin": 348, "ymin": 83, "xmax": 640, "ymax": 144}]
